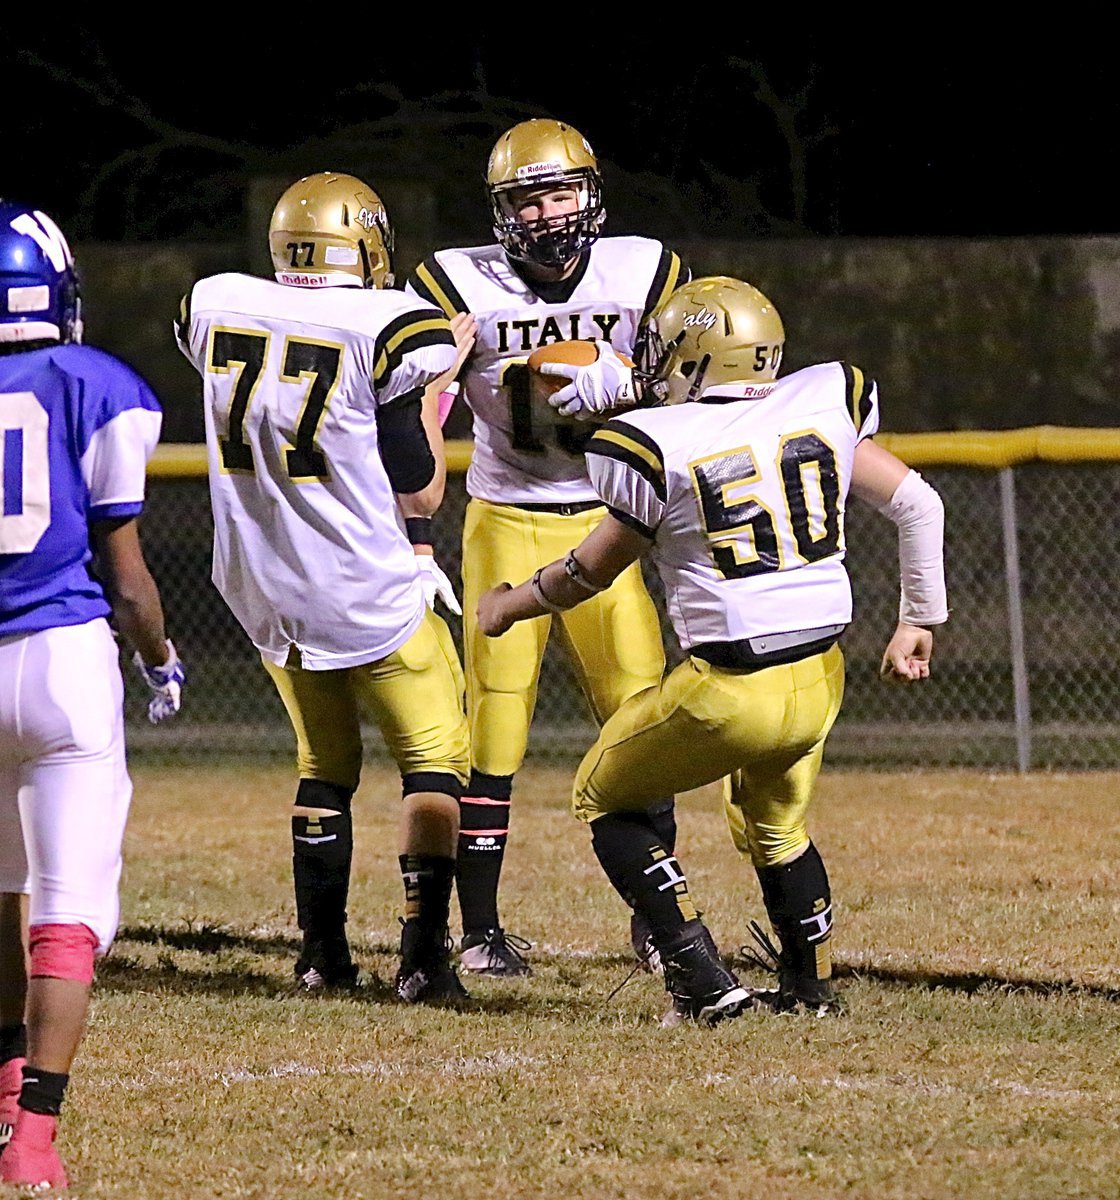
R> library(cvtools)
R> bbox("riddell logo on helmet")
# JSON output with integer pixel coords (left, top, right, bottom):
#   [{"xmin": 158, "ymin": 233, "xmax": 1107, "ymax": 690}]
[
  {"xmin": 682, "ymin": 308, "xmax": 718, "ymax": 331},
  {"xmin": 278, "ymin": 271, "xmax": 330, "ymax": 287},
  {"xmin": 516, "ymin": 161, "xmax": 564, "ymax": 180}
]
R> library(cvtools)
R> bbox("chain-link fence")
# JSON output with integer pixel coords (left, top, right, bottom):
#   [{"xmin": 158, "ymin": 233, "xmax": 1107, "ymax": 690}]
[{"xmin": 123, "ymin": 444, "xmax": 1120, "ymax": 772}]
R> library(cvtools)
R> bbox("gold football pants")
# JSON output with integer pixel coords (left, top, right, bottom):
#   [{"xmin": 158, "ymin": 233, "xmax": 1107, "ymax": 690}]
[
  {"xmin": 262, "ymin": 610, "xmax": 470, "ymax": 791},
  {"xmin": 573, "ymin": 645, "xmax": 845, "ymax": 868},
  {"xmin": 461, "ymin": 499, "xmax": 666, "ymax": 777}
]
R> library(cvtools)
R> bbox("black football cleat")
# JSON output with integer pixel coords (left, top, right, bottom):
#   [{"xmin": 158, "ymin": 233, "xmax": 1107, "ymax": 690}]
[
  {"xmin": 740, "ymin": 919, "xmax": 844, "ymax": 1017},
  {"xmin": 660, "ymin": 926, "xmax": 749, "ymax": 1028},
  {"xmin": 294, "ymin": 933, "xmax": 360, "ymax": 991},
  {"xmin": 748, "ymin": 972, "xmax": 846, "ymax": 1018},
  {"xmin": 396, "ymin": 919, "xmax": 472, "ymax": 1005}
]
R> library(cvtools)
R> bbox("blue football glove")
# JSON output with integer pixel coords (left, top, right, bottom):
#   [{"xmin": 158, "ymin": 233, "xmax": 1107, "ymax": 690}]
[{"xmin": 133, "ymin": 640, "xmax": 185, "ymax": 724}]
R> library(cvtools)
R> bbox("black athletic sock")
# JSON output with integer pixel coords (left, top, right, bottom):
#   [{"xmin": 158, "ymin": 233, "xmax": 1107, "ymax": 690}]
[
  {"xmin": 590, "ymin": 811, "xmax": 700, "ymax": 948},
  {"xmin": 456, "ymin": 771, "xmax": 512, "ymax": 935},
  {"xmin": 755, "ymin": 841, "xmax": 833, "ymax": 991},
  {"xmin": 19, "ymin": 1065, "xmax": 68, "ymax": 1116},
  {"xmin": 647, "ymin": 796, "xmax": 677, "ymax": 855},
  {"xmin": 292, "ymin": 779, "xmax": 354, "ymax": 944},
  {"xmin": 399, "ymin": 854, "xmax": 456, "ymax": 948},
  {"xmin": 0, "ymin": 1024, "xmax": 26, "ymax": 1064}
]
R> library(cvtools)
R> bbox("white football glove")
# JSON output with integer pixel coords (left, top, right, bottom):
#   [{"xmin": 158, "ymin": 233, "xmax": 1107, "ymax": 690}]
[
  {"xmin": 416, "ymin": 555, "xmax": 462, "ymax": 615},
  {"xmin": 539, "ymin": 341, "xmax": 637, "ymax": 420},
  {"xmin": 132, "ymin": 640, "xmax": 185, "ymax": 724}
]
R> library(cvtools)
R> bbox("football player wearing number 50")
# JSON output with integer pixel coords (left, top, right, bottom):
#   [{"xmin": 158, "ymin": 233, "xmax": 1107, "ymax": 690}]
[
  {"xmin": 477, "ymin": 277, "xmax": 948, "ymax": 1025},
  {"xmin": 405, "ymin": 119, "xmax": 689, "ymax": 978},
  {"xmin": 176, "ymin": 173, "xmax": 474, "ymax": 1006},
  {"xmin": 0, "ymin": 201, "xmax": 183, "ymax": 1190}
]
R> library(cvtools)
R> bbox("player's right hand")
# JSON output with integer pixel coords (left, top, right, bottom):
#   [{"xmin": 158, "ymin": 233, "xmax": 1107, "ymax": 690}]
[
  {"xmin": 540, "ymin": 341, "xmax": 636, "ymax": 419},
  {"xmin": 879, "ymin": 623, "xmax": 933, "ymax": 682},
  {"xmin": 133, "ymin": 640, "xmax": 186, "ymax": 722},
  {"xmin": 416, "ymin": 554, "xmax": 463, "ymax": 615}
]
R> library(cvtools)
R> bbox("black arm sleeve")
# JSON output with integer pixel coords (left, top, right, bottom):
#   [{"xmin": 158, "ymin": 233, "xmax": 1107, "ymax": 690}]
[{"xmin": 377, "ymin": 387, "xmax": 436, "ymax": 494}]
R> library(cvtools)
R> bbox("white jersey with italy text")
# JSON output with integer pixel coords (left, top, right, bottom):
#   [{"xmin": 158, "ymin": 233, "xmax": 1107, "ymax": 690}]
[
  {"xmin": 176, "ymin": 272, "xmax": 456, "ymax": 669},
  {"xmin": 405, "ymin": 236, "xmax": 686, "ymax": 504},
  {"xmin": 585, "ymin": 362, "xmax": 881, "ymax": 652}
]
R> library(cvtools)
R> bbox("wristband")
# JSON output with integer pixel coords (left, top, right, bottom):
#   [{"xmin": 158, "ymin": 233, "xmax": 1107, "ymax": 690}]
[{"xmin": 405, "ymin": 516, "xmax": 433, "ymax": 546}]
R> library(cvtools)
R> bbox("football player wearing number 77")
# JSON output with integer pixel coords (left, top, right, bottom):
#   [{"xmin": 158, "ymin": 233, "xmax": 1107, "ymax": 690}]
[
  {"xmin": 0, "ymin": 200, "xmax": 183, "ymax": 1189},
  {"xmin": 477, "ymin": 276, "xmax": 947, "ymax": 1024},
  {"xmin": 176, "ymin": 173, "xmax": 473, "ymax": 1005}
]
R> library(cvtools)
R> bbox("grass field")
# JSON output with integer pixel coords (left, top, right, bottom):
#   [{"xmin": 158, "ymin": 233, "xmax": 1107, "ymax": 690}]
[{"xmin": 48, "ymin": 764, "xmax": 1120, "ymax": 1199}]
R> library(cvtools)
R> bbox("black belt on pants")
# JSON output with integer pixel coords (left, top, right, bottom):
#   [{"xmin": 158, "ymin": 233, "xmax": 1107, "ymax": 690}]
[
  {"xmin": 691, "ymin": 624, "xmax": 848, "ymax": 671},
  {"xmin": 509, "ymin": 500, "xmax": 604, "ymax": 516}
]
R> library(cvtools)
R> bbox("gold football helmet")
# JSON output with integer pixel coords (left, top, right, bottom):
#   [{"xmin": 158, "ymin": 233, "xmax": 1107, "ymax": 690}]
[
  {"xmin": 486, "ymin": 118, "xmax": 605, "ymax": 267},
  {"xmin": 638, "ymin": 276, "xmax": 785, "ymax": 404},
  {"xmin": 268, "ymin": 172, "xmax": 394, "ymax": 289}
]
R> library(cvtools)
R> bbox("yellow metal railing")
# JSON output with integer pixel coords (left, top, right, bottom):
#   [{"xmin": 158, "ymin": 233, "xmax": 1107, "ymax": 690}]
[{"xmin": 147, "ymin": 427, "xmax": 1120, "ymax": 479}]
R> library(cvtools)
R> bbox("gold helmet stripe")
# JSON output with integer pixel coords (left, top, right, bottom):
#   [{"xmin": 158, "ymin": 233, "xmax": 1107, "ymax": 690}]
[
  {"xmin": 409, "ymin": 256, "xmax": 471, "ymax": 320},
  {"xmin": 842, "ymin": 363, "xmax": 874, "ymax": 434},
  {"xmin": 586, "ymin": 424, "xmax": 667, "ymax": 501},
  {"xmin": 643, "ymin": 249, "xmax": 687, "ymax": 320},
  {"xmin": 372, "ymin": 313, "xmax": 455, "ymax": 388}
]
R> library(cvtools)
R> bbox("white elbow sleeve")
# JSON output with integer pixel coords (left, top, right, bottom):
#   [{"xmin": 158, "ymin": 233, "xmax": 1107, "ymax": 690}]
[{"xmin": 874, "ymin": 469, "xmax": 948, "ymax": 626}]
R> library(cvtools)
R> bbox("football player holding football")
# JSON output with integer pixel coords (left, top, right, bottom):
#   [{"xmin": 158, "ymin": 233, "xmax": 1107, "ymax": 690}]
[
  {"xmin": 477, "ymin": 276, "xmax": 948, "ymax": 1024},
  {"xmin": 406, "ymin": 119, "xmax": 687, "ymax": 976},
  {"xmin": 0, "ymin": 201, "xmax": 183, "ymax": 1189},
  {"xmin": 176, "ymin": 173, "xmax": 473, "ymax": 1005}
]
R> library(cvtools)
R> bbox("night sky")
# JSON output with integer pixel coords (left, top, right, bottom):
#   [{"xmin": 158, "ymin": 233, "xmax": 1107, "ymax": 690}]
[{"xmin": 6, "ymin": 31, "xmax": 1119, "ymax": 242}]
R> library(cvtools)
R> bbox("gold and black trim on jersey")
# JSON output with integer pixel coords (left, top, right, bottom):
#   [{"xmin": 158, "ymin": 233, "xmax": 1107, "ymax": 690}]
[
  {"xmin": 174, "ymin": 290, "xmax": 192, "ymax": 354},
  {"xmin": 407, "ymin": 257, "xmax": 471, "ymax": 319},
  {"xmin": 642, "ymin": 248, "xmax": 687, "ymax": 320},
  {"xmin": 372, "ymin": 310, "xmax": 455, "ymax": 389},
  {"xmin": 606, "ymin": 505, "xmax": 657, "ymax": 539},
  {"xmin": 586, "ymin": 419, "xmax": 667, "ymax": 502},
  {"xmin": 841, "ymin": 362, "xmax": 876, "ymax": 434}
]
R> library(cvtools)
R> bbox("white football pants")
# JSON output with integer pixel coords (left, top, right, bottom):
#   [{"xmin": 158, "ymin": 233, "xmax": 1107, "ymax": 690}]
[{"xmin": 0, "ymin": 618, "xmax": 132, "ymax": 954}]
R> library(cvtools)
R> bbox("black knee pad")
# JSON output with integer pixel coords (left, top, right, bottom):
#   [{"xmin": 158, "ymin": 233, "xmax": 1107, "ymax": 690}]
[{"xmin": 295, "ymin": 778, "xmax": 353, "ymax": 814}]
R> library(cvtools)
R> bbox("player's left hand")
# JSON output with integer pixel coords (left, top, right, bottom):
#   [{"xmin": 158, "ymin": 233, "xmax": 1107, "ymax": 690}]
[
  {"xmin": 478, "ymin": 584, "xmax": 514, "ymax": 637},
  {"xmin": 540, "ymin": 341, "xmax": 636, "ymax": 419},
  {"xmin": 879, "ymin": 622, "xmax": 934, "ymax": 682},
  {"xmin": 416, "ymin": 554, "xmax": 463, "ymax": 615},
  {"xmin": 133, "ymin": 640, "xmax": 186, "ymax": 723}
]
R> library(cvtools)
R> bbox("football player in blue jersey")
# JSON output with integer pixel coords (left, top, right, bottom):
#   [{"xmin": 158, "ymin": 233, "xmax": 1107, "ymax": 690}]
[{"xmin": 0, "ymin": 200, "xmax": 184, "ymax": 1190}]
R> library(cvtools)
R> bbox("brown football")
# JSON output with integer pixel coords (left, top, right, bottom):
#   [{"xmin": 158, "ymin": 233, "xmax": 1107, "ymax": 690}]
[{"xmin": 527, "ymin": 341, "xmax": 634, "ymax": 395}]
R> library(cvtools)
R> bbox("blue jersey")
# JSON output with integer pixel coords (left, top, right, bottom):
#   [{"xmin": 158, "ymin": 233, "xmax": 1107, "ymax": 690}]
[{"xmin": 0, "ymin": 344, "xmax": 162, "ymax": 636}]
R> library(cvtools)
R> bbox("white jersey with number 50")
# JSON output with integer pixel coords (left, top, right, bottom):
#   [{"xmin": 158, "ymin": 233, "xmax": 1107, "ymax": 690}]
[
  {"xmin": 176, "ymin": 273, "xmax": 456, "ymax": 670},
  {"xmin": 585, "ymin": 362, "xmax": 881, "ymax": 651},
  {"xmin": 405, "ymin": 236, "xmax": 686, "ymax": 504}
]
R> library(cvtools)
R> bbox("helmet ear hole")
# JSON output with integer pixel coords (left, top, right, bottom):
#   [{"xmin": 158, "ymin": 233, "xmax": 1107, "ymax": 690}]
[{"xmin": 680, "ymin": 360, "xmax": 698, "ymax": 379}]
